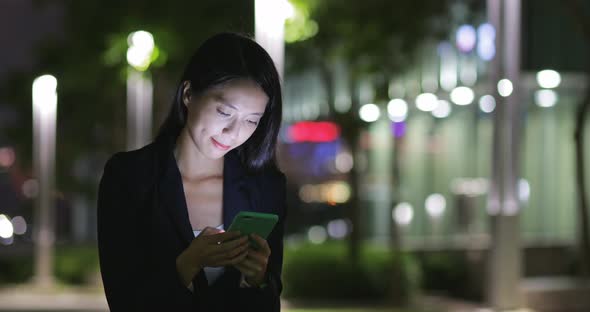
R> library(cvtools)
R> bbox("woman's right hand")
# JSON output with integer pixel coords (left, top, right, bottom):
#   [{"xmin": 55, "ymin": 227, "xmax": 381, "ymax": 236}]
[{"xmin": 176, "ymin": 228, "xmax": 249, "ymax": 287}]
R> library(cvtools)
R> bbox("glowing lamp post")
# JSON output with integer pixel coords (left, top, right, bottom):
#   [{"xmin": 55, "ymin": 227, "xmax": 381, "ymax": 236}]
[
  {"xmin": 32, "ymin": 74, "xmax": 57, "ymax": 287},
  {"xmin": 126, "ymin": 30, "xmax": 155, "ymax": 150},
  {"xmin": 255, "ymin": 0, "xmax": 294, "ymax": 80}
]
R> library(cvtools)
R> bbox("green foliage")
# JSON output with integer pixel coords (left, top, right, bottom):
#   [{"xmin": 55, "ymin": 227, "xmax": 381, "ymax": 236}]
[
  {"xmin": 417, "ymin": 251, "xmax": 482, "ymax": 301},
  {"xmin": 286, "ymin": 0, "xmax": 451, "ymax": 78},
  {"xmin": 283, "ymin": 242, "xmax": 421, "ymax": 304},
  {"xmin": 0, "ymin": 245, "xmax": 99, "ymax": 285},
  {"xmin": 53, "ymin": 245, "xmax": 100, "ymax": 284}
]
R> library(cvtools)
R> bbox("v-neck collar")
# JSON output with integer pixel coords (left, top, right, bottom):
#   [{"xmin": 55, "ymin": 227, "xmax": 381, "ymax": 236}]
[{"xmin": 155, "ymin": 136, "xmax": 257, "ymax": 247}]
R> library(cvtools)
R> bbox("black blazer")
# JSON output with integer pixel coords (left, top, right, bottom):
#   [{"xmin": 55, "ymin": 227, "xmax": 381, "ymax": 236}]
[{"xmin": 97, "ymin": 135, "xmax": 287, "ymax": 311}]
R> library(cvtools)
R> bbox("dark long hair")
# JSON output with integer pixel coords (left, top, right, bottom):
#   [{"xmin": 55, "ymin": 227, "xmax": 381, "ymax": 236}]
[{"xmin": 156, "ymin": 32, "xmax": 282, "ymax": 172}]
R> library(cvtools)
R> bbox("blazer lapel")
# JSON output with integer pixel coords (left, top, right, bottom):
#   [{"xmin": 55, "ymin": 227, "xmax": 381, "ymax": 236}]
[
  {"xmin": 157, "ymin": 143, "xmax": 195, "ymax": 246},
  {"xmin": 155, "ymin": 138, "xmax": 259, "ymax": 246},
  {"xmin": 222, "ymin": 150, "xmax": 259, "ymax": 229}
]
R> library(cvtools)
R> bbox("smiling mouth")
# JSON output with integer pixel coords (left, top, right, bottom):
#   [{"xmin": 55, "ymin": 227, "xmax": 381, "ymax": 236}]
[{"xmin": 211, "ymin": 138, "xmax": 230, "ymax": 150}]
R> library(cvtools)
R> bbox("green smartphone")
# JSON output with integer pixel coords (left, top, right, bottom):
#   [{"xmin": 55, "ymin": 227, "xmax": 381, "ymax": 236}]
[{"xmin": 227, "ymin": 211, "xmax": 278, "ymax": 248}]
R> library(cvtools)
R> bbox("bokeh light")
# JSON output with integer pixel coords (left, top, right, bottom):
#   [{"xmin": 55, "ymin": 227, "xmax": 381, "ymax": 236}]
[
  {"xmin": 0, "ymin": 214, "xmax": 14, "ymax": 239},
  {"xmin": 387, "ymin": 98, "xmax": 408, "ymax": 122},
  {"xmin": 450, "ymin": 86, "xmax": 475, "ymax": 105},
  {"xmin": 307, "ymin": 225, "xmax": 327, "ymax": 244},
  {"xmin": 432, "ymin": 100, "xmax": 451, "ymax": 118},
  {"xmin": 456, "ymin": 24, "xmax": 476, "ymax": 53},
  {"xmin": 536, "ymin": 69, "xmax": 561, "ymax": 89},
  {"xmin": 497, "ymin": 79, "xmax": 513, "ymax": 97},
  {"xmin": 359, "ymin": 103, "xmax": 381, "ymax": 122},
  {"xmin": 479, "ymin": 95, "xmax": 496, "ymax": 113},
  {"xmin": 11, "ymin": 216, "xmax": 27, "ymax": 235},
  {"xmin": 425, "ymin": 194, "xmax": 447, "ymax": 218},
  {"xmin": 415, "ymin": 93, "xmax": 438, "ymax": 112},
  {"xmin": 393, "ymin": 202, "xmax": 414, "ymax": 226},
  {"xmin": 535, "ymin": 89, "xmax": 558, "ymax": 108}
]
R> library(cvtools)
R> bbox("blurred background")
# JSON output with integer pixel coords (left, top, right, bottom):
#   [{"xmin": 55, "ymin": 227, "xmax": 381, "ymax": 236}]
[{"xmin": 1, "ymin": 0, "xmax": 590, "ymax": 311}]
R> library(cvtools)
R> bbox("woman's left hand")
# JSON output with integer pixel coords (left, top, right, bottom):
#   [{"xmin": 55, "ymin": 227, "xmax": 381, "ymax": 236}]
[{"xmin": 233, "ymin": 234, "xmax": 271, "ymax": 286}]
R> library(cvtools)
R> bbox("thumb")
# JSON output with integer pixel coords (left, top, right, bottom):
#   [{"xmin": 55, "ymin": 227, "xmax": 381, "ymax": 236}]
[{"xmin": 200, "ymin": 226, "xmax": 224, "ymax": 237}]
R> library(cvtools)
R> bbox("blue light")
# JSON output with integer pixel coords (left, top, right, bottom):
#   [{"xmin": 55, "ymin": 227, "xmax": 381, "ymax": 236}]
[
  {"xmin": 456, "ymin": 25, "xmax": 476, "ymax": 53},
  {"xmin": 477, "ymin": 23, "xmax": 496, "ymax": 61}
]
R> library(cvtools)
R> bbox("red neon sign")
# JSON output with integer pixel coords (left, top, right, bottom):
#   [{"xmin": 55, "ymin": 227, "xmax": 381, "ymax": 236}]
[{"xmin": 288, "ymin": 121, "xmax": 340, "ymax": 143}]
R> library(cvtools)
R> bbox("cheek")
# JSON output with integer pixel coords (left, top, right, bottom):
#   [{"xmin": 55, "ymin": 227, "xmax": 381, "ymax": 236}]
[
  {"xmin": 190, "ymin": 112, "xmax": 222, "ymax": 136},
  {"xmin": 237, "ymin": 126, "xmax": 257, "ymax": 145}
]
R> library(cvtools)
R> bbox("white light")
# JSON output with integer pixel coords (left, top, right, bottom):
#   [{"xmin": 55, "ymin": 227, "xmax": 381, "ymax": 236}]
[
  {"xmin": 450, "ymin": 86, "xmax": 475, "ymax": 105},
  {"xmin": 456, "ymin": 25, "xmax": 476, "ymax": 53},
  {"xmin": 359, "ymin": 103, "xmax": 381, "ymax": 122},
  {"xmin": 128, "ymin": 31, "xmax": 154, "ymax": 54},
  {"xmin": 415, "ymin": 93, "xmax": 438, "ymax": 112},
  {"xmin": 497, "ymin": 79, "xmax": 513, "ymax": 97},
  {"xmin": 536, "ymin": 70, "xmax": 561, "ymax": 89},
  {"xmin": 32, "ymin": 75, "xmax": 58, "ymax": 117},
  {"xmin": 477, "ymin": 23, "xmax": 496, "ymax": 61},
  {"xmin": 393, "ymin": 202, "xmax": 414, "ymax": 226},
  {"xmin": 387, "ymin": 99, "xmax": 408, "ymax": 122},
  {"xmin": 127, "ymin": 30, "xmax": 155, "ymax": 70},
  {"xmin": 327, "ymin": 219, "xmax": 349, "ymax": 239},
  {"xmin": 257, "ymin": 0, "xmax": 295, "ymax": 20},
  {"xmin": 22, "ymin": 179, "xmax": 39, "ymax": 198},
  {"xmin": 0, "ymin": 214, "xmax": 14, "ymax": 239},
  {"xmin": 11, "ymin": 216, "xmax": 27, "ymax": 235},
  {"xmin": 519, "ymin": 179, "xmax": 530, "ymax": 202},
  {"xmin": 535, "ymin": 89, "xmax": 558, "ymax": 108},
  {"xmin": 432, "ymin": 100, "xmax": 451, "ymax": 118},
  {"xmin": 479, "ymin": 95, "xmax": 496, "ymax": 113},
  {"xmin": 425, "ymin": 194, "xmax": 446, "ymax": 218},
  {"xmin": 335, "ymin": 152, "xmax": 353, "ymax": 173},
  {"xmin": 307, "ymin": 225, "xmax": 327, "ymax": 244}
]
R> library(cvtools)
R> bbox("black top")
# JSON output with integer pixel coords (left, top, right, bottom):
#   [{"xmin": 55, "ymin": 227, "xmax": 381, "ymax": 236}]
[{"xmin": 97, "ymin": 135, "xmax": 286, "ymax": 311}]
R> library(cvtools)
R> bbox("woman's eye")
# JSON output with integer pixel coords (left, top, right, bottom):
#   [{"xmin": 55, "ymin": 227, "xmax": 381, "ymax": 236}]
[
  {"xmin": 247, "ymin": 120, "xmax": 259, "ymax": 126},
  {"xmin": 216, "ymin": 108, "xmax": 230, "ymax": 117}
]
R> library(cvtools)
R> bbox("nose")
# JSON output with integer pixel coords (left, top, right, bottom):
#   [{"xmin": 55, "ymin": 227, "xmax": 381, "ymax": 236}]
[{"xmin": 222, "ymin": 119, "xmax": 240, "ymax": 141}]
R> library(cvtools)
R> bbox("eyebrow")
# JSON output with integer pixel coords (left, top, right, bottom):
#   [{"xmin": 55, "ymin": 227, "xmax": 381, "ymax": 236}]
[{"xmin": 216, "ymin": 95, "xmax": 264, "ymax": 116}]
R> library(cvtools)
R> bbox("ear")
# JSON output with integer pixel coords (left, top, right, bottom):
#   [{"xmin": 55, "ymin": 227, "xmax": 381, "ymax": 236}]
[{"xmin": 181, "ymin": 81, "xmax": 192, "ymax": 108}]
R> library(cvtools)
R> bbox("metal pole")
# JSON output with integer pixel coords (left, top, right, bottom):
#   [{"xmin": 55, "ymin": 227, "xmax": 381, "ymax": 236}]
[
  {"xmin": 486, "ymin": 0, "xmax": 523, "ymax": 309},
  {"xmin": 127, "ymin": 69, "xmax": 153, "ymax": 151},
  {"xmin": 32, "ymin": 75, "xmax": 57, "ymax": 288}
]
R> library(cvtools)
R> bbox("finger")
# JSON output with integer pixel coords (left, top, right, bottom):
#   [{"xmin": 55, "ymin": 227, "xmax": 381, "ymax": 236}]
[
  {"xmin": 217, "ymin": 250, "xmax": 249, "ymax": 267},
  {"xmin": 250, "ymin": 234, "xmax": 271, "ymax": 255},
  {"xmin": 245, "ymin": 250, "xmax": 267, "ymax": 264},
  {"xmin": 237, "ymin": 258, "xmax": 264, "ymax": 272},
  {"xmin": 216, "ymin": 235, "xmax": 249, "ymax": 252},
  {"xmin": 204, "ymin": 231, "xmax": 242, "ymax": 243},
  {"xmin": 200, "ymin": 227, "xmax": 224, "ymax": 236},
  {"xmin": 223, "ymin": 239, "xmax": 251, "ymax": 259},
  {"xmin": 233, "ymin": 262, "xmax": 258, "ymax": 277}
]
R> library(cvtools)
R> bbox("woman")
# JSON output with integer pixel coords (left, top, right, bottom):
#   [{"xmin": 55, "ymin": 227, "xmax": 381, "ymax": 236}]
[{"xmin": 97, "ymin": 32, "xmax": 286, "ymax": 311}]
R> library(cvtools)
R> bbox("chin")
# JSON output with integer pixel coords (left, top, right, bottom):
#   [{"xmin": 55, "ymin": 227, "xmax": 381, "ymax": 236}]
[{"xmin": 205, "ymin": 147, "xmax": 230, "ymax": 159}]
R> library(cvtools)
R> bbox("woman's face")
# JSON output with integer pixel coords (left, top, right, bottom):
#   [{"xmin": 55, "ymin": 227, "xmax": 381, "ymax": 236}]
[{"xmin": 182, "ymin": 78, "xmax": 268, "ymax": 160}]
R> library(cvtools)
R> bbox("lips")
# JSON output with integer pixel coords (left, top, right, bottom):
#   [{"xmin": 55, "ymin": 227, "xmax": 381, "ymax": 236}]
[{"xmin": 211, "ymin": 138, "xmax": 230, "ymax": 151}]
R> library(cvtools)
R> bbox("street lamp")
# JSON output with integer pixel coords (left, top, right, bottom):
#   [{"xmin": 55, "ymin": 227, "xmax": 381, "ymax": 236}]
[
  {"xmin": 255, "ymin": 0, "xmax": 294, "ymax": 80},
  {"xmin": 127, "ymin": 30, "xmax": 155, "ymax": 151},
  {"xmin": 32, "ymin": 74, "xmax": 58, "ymax": 288}
]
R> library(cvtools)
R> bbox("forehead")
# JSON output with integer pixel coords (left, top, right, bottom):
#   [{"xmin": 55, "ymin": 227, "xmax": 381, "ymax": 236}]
[{"xmin": 206, "ymin": 79, "xmax": 268, "ymax": 111}]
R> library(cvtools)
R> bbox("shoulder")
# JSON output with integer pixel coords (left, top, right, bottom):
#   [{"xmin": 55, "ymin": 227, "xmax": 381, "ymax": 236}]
[{"xmin": 102, "ymin": 142, "xmax": 159, "ymax": 183}]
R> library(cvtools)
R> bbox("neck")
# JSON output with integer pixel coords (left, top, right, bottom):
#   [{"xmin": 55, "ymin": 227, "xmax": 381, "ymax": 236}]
[{"xmin": 173, "ymin": 128, "xmax": 223, "ymax": 180}]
